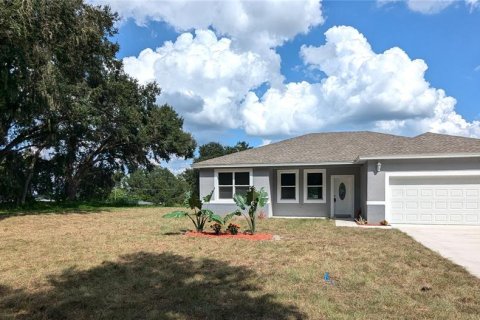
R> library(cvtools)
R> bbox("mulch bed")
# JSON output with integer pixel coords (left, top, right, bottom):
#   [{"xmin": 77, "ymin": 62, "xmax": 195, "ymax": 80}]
[{"xmin": 185, "ymin": 231, "xmax": 273, "ymax": 240}]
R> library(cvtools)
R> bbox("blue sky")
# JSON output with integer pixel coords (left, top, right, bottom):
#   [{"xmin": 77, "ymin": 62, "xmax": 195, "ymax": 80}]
[{"xmin": 89, "ymin": 0, "xmax": 480, "ymax": 171}]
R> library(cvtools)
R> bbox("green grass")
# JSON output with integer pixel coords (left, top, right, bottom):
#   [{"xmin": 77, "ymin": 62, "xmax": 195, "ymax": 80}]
[{"xmin": 0, "ymin": 208, "xmax": 479, "ymax": 319}]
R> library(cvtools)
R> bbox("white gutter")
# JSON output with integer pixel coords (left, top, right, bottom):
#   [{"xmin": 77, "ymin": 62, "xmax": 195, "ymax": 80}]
[
  {"xmin": 192, "ymin": 161, "xmax": 355, "ymax": 169},
  {"xmin": 357, "ymin": 153, "xmax": 480, "ymax": 161}
]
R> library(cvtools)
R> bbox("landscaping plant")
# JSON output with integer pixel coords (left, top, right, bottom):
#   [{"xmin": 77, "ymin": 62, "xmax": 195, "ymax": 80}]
[
  {"xmin": 227, "ymin": 223, "xmax": 240, "ymax": 235},
  {"xmin": 225, "ymin": 186, "xmax": 268, "ymax": 234},
  {"xmin": 355, "ymin": 216, "xmax": 368, "ymax": 225},
  {"xmin": 210, "ymin": 223, "xmax": 222, "ymax": 235},
  {"xmin": 163, "ymin": 190, "xmax": 223, "ymax": 232}
]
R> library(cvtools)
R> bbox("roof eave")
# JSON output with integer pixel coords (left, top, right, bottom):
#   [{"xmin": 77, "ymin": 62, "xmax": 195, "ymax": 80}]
[
  {"xmin": 192, "ymin": 161, "xmax": 356, "ymax": 169},
  {"xmin": 357, "ymin": 153, "xmax": 480, "ymax": 161}
]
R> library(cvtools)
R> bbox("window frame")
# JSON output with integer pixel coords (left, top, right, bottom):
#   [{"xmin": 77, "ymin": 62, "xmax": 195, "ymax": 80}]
[
  {"xmin": 213, "ymin": 168, "xmax": 253, "ymax": 203},
  {"xmin": 277, "ymin": 169, "xmax": 299, "ymax": 203},
  {"xmin": 303, "ymin": 169, "xmax": 327, "ymax": 203}
]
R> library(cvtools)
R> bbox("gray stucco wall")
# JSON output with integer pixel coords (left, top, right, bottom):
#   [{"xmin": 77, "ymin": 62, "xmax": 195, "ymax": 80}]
[
  {"xmin": 360, "ymin": 163, "xmax": 368, "ymax": 219},
  {"xmin": 364, "ymin": 157, "xmax": 480, "ymax": 223},
  {"xmin": 271, "ymin": 166, "xmax": 361, "ymax": 217},
  {"xmin": 200, "ymin": 168, "xmax": 272, "ymax": 216},
  {"xmin": 199, "ymin": 165, "xmax": 362, "ymax": 218}
]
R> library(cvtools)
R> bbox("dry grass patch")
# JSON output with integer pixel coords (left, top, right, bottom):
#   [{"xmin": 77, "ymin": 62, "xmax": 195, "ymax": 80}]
[{"xmin": 0, "ymin": 208, "xmax": 479, "ymax": 319}]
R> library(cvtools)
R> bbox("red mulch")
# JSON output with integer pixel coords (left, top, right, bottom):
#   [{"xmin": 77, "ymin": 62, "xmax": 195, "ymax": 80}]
[{"xmin": 185, "ymin": 231, "xmax": 273, "ymax": 240}]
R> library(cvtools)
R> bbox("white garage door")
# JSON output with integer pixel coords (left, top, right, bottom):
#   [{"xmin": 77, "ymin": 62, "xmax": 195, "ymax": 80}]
[{"xmin": 389, "ymin": 175, "xmax": 480, "ymax": 225}]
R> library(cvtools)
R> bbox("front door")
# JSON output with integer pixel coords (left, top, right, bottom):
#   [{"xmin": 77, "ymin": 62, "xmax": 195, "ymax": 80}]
[{"xmin": 332, "ymin": 175, "xmax": 354, "ymax": 218}]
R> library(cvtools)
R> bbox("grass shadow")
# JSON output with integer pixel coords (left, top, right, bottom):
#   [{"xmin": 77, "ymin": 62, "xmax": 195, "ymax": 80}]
[{"xmin": 0, "ymin": 252, "xmax": 305, "ymax": 319}]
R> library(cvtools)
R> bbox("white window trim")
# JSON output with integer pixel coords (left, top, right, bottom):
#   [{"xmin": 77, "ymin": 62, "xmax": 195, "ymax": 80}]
[
  {"xmin": 213, "ymin": 168, "xmax": 253, "ymax": 203},
  {"xmin": 303, "ymin": 169, "xmax": 327, "ymax": 203},
  {"xmin": 277, "ymin": 169, "xmax": 299, "ymax": 203}
]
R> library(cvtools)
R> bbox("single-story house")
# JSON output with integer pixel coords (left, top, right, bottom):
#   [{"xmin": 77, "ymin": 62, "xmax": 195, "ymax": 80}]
[{"xmin": 192, "ymin": 131, "xmax": 480, "ymax": 225}]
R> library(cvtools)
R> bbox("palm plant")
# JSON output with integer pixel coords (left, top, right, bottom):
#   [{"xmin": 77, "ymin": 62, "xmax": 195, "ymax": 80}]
[
  {"xmin": 225, "ymin": 186, "xmax": 268, "ymax": 234},
  {"xmin": 163, "ymin": 190, "xmax": 223, "ymax": 232}
]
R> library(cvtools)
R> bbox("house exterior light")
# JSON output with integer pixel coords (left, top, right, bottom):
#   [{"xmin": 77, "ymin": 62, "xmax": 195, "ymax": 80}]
[{"xmin": 376, "ymin": 161, "xmax": 382, "ymax": 173}]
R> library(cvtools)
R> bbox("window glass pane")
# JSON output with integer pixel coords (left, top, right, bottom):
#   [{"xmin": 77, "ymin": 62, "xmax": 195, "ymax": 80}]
[
  {"xmin": 281, "ymin": 173, "xmax": 296, "ymax": 186},
  {"xmin": 218, "ymin": 172, "xmax": 232, "ymax": 186},
  {"xmin": 235, "ymin": 172, "xmax": 250, "ymax": 185},
  {"xmin": 307, "ymin": 187, "xmax": 322, "ymax": 200},
  {"xmin": 219, "ymin": 186, "xmax": 233, "ymax": 199},
  {"xmin": 281, "ymin": 186, "xmax": 296, "ymax": 199},
  {"xmin": 307, "ymin": 172, "xmax": 322, "ymax": 186},
  {"xmin": 235, "ymin": 186, "xmax": 249, "ymax": 196}
]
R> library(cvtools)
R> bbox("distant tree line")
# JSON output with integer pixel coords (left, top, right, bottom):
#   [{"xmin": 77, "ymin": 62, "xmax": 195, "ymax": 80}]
[{"xmin": 109, "ymin": 141, "xmax": 252, "ymax": 206}]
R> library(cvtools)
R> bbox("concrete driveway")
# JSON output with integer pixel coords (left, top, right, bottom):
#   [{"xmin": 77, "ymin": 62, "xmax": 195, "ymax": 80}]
[{"xmin": 394, "ymin": 225, "xmax": 480, "ymax": 278}]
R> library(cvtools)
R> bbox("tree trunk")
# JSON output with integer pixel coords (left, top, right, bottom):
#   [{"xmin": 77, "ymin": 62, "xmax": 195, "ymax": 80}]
[
  {"xmin": 65, "ymin": 178, "xmax": 78, "ymax": 201},
  {"xmin": 20, "ymin": 148, "xmax": 42, "ymax": 205}
]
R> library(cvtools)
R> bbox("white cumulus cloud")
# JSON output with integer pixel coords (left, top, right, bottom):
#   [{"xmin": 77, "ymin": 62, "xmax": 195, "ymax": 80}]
[
  {"xmin": 378, "ymin": 0, "xmax": 479, "ymax": 14},
  {"xmin": 124, "ymin": 29, "xmax": 276, "ymax": 130},
  {"xmin": 466, "ymin": 0, "xmax": 480, "ymax": 10},
  {"xmin": 241, "ymin": 26, "xmax": 480, "ymax": 138},
  {"xmin": 88, "ymin": 0, "xmax": 324, "ymax": 51},
  {"xmin": 406, "ymin": 0, "xmax": 455, "ymax": 14}
]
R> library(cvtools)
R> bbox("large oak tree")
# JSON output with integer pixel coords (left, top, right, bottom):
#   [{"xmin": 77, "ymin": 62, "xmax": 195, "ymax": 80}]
[{"xmin": 0, "ymin": 0, "xmax": 196, "ymax": 202}]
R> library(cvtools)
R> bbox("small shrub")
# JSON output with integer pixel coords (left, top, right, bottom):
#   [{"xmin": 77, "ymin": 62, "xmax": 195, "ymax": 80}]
[
  {"xmin": 379, "ymin": 219, "xmax": 389, "ymax": 226},
  {"xmin": 355, "ymin": 216, "xmax": 368, "ymax": 225},
  {"xmin": 210, "ymin": 223, "xmax": 222, "ymax": 235},
  {"xmin": 227, "ymin": 223, "xmax": 240, "ymax": 235},
  {"xmin": 355, "ymin": 208, "xmax": 362, "ymax": 220}
]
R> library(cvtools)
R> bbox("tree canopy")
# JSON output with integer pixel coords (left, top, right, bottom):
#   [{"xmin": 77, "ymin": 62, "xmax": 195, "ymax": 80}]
[{"xmin": 0, "ymin": 0, "xmax": 196, "ymax": 204}]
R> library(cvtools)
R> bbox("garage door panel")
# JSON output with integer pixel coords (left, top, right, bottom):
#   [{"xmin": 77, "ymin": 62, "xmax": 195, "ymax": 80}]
[
  {"xmin": 466, "ymin": 190, "xmax": 479, "ymax": 197},
  {"xmin": 436, "ymin": 189, "xmax": 448, "ymax": 197},
  {"xmin": 389, "ymin": 175, "xmax": 480, "ymax": 225},
  {"xmin": 435, "ymin": 201, "xmax": 447, "ymax": 209},
  {"xmin": 420, "ymin": 214, "xmax": 432, "ymax": 221},
  {"xmin": 449, "ymin": 201, "xmax": 463, "ymax": 209},
  {"xmin": 434, "ymin": 214, "xmax": 448, "ymax": 222},
  {"xmin": 420, "ymin": 201, "xmax": 433, "ymax": 209},
  {"xmin": 466, "ymin": 201, "xmax": 478, "ymax": 209},
  {"xmin": 421, "ymin": 189, "xmax": 433, "ymax": 196},
  {"xmin": 465, "ymin": 215, "xmax": 479, "ymax": 223},
  {"xmin": 406, "ymin": 189, "xmax": 418, "ymax": 197},
  {"xmin": 450, "ymin": 189, "xmax": 463, "ymax": 197}
]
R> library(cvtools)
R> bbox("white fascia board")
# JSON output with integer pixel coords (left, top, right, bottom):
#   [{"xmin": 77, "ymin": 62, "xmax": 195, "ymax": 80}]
[
  {"xmin": 357, "ymin": 153, "xmax": 480, "ymax": 161},
  {"xmin": 193, "ymin": 161, "xmax": 354, "ymax": 169}
]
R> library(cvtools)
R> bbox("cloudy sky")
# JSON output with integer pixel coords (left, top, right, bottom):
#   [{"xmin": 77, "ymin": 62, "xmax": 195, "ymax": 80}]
[{"xmin": 88, "ymin": 0, "xmax": 480, "ymax": 172}]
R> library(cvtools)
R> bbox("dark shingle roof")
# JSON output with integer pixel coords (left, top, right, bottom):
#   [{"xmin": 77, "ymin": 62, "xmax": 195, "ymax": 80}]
[{"xmin": 193, "ymin": 131, "xmax": 480, "ymax": 168}]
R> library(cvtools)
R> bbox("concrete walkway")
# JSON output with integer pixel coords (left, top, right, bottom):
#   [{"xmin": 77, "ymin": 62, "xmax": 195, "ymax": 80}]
[
  {"xmin": 334, "ymin": 219, "xmax": 392, "ymax": 229},
  {"xmin": 394, "ymin": 225, "xmax": 480, "ymax": 278}
]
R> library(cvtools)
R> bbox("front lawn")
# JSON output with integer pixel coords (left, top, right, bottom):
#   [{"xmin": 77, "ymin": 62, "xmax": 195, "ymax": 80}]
[{"xmin": 0, "ymin": 208, "xmax": 479, "ymax": 319}]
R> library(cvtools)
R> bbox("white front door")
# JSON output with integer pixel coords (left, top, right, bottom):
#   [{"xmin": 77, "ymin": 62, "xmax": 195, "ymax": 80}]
[{"xmin": 332, "ymin": 175, "xmax": 354, "ymax": 218}]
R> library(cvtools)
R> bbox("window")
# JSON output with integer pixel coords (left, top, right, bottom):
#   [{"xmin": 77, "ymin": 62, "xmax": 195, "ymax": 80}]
[
  {"xmin": 304, "ymin": 169, "xmax": 326, "ymax": 203},
  {"xmin": 215, "ymin": 169, "xmax": 252, "ymax": 201},
  {"xmin": 277, "ymin": 170, "xmax": 299, "ymax": 203}
]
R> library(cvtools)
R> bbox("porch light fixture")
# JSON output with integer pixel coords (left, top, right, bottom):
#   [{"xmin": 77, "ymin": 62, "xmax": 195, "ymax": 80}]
[{"xmin": 376, "ymin": 161, "xmax": 382, "ymax": 173}]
